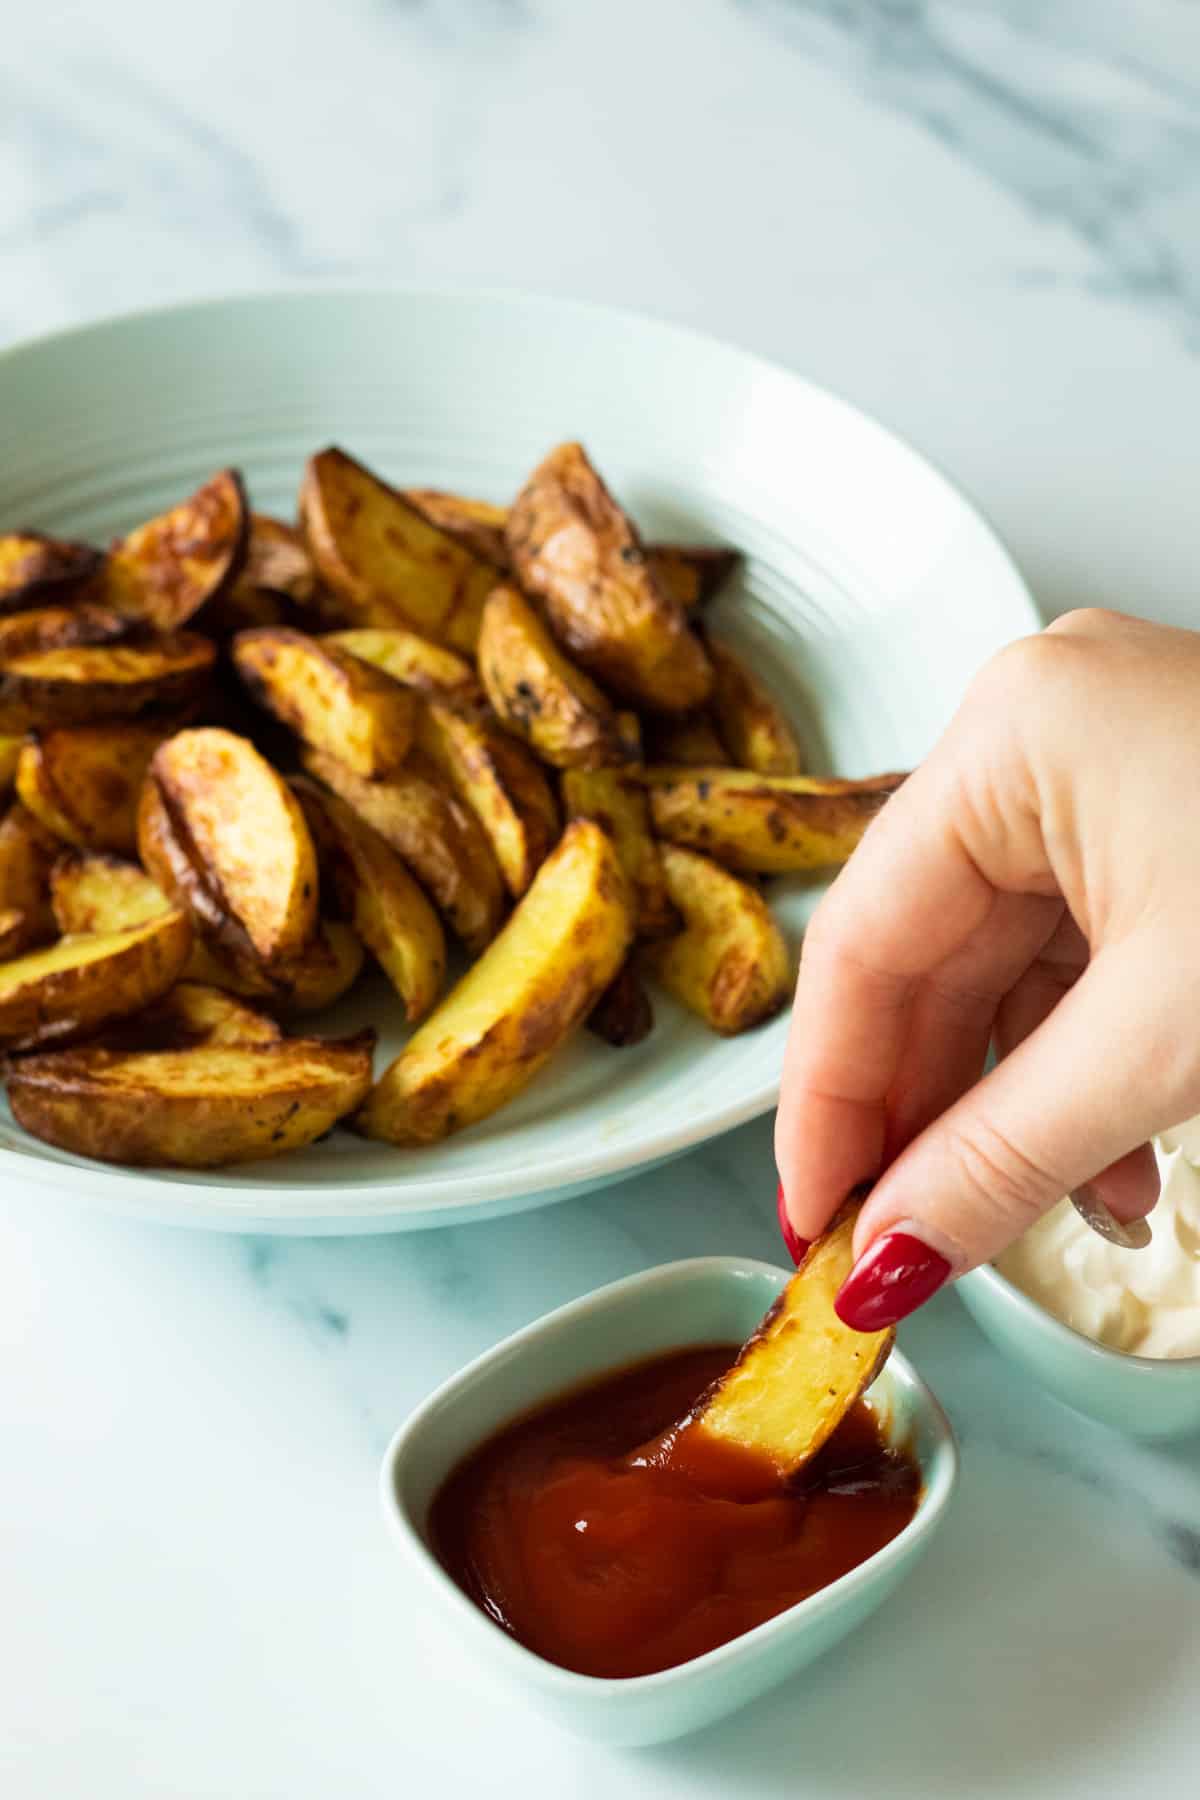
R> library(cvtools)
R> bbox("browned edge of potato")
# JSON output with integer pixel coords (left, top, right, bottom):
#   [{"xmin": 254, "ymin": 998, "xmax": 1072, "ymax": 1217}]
[
  {"xmin": 0, "ymin": 602, "xmax": 127, "ymax": 662},
  {"xmin": 641, "ymin": 843, "xmax": 791, "ymax": 1035},
  {"xmin": 706, "ymin": 638, "xmax": 803, "ymax": 776},
  {"xmin": 96, "ymin": 982, "xmax": 282, "ymax": 1050},
  {"xmin": 0, "ymin": 803, "xmax": 60, "ymax": 958},
  {"xmin": 416, "ymin": 699, "xmax": 559, "ymax": 898},
  {"xmin": 16, "ymin": 723, "xmax": 165, "ymax": 854},
  {"xmin": 102, "ymin": 469, "xmax": 249, "ymax": 632},
  {"xmin": 586, "ymin": 959, "xmax": 654, "ymax": 1048},
  {"xmin": 233, "ymin": 626, "xmax": 417, "ymax": 778},
  {"xmin": 323, "ymin": 626, "xmax": 484, "ymax": 707},
  {"xmin": 0, "ymin": 532, "xmax": 104, "ymax": 615},
  {"xmin": 0, "ymin": 907, "xmax": 192, "ymax": 1050},
  {"xmin": 645, "ymin": 544, "xmax": 741, "ymax": 612},
  {"xmin": 639, "ymin": 767, "xmax": 907, "ymax": 872},
  {"xmin": 478, "ymin": 583, "xmax": 633, "ymax": 770},
  {"xmin": 0, "ymin": 633, "xmax": 216, "ymax": 734},
  {"xmin": 561, "ymin": 766, "xmax": 676, "ymax": 938}
]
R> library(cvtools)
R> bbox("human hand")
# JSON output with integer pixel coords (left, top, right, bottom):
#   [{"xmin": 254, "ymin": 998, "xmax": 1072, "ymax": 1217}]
[{"xmin": 775, "ymin": 610, "xmax": 1200, "ymax": 1329}]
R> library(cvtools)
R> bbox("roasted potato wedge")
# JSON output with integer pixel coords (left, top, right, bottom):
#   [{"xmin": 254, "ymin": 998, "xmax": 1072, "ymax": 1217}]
[
  {"xmin": 0, "ymin": 632, "xmax": 215, "ymax": 734},
  {"xmin": 0, "ymin": 533, "xmax": 102, "ymax": 615},
  {"xmin": 0, "ymin": 908, "xmax": 34, "ymax": 961},
  {"xmin": 0, "ymin": 602, "xmax": 126, "ymax": 662},
  {"xmin": 98, "ymin": 982, "xmax": 282, "ymax": 1050},
  {"xmin": 50, "ymin": 851, "xmax": 171, "ymax": 937},
  {"xmin": 586, "ymin": 959, "xmax": 654, "ymax": 1048},
  {"xmin": 291, "ymin": 779, "xmax": 445, "ymax": 1022},
  {"xmin": 640, "ymin": 767, "xmax": 906, "ymax": 873},
  {"xmin": 0, "ymin": 803, "xmax": 58, "ymax": 954},
  {"xmin": 506, "ymin": 442, "xmax": 713, "ymax": 713},
  {"xmin": 478, "ymin": 584, "xmax": 632, "ymax": 771},
  {"xmin": 323, "ymin": 627, "xmax": 484, "ymax": 707},
  {"xmin": 401, "ymin": 489, "xmax": 510, "ymax": 569},
  {"xmin": 233, "ymin": 627, "xmax": 417, "ymax": 779},
  {"xmin": 268, "ymin": 919, "xmax": 365, "ymax": 1014},
  {"xmin": 706, "ymin": 639, "xmax": 802, "ymax": 776},
  {"xmin": 232, "ymin": 515, "xmax": 316, "ymax": 605},
  {"xmin": 416, "ymin": 700, "xmax": 558, "ymax": 898},
  {"xmin": 642, "ymin": 845, "xmax": 790, "ymax": 1035},
  {"xmin": 644, "ymin": 544, "xmax": 740, "ymax": 612},
  {"xmin": 150, "ymin": 729, "xmax": 319, "ymax": 966},
  {"xmin": 671, "ymin": 1203, "xmax": 893, "ymax": 1484},
  {"xmin": 101, "ymin": 469, "xmax": 249, "ymax": 632},
  {"xmin": 303, "ymin": 747, "xmax": 503, "ymax": 954},
  {"xmin": 561, "ymin": 767, "xmax": 676, "ymax": 938},
  {"xmin": 645, "ymin": 713, "xmax": 730, "ymax": 767},
  {"xmin": 0, "ymin": 736, "xmax": 20, "ymax": 795},
  {"xmin": 8, "ymin": 1031, "xmax": 375, "ymax": 1167},
  {"xmin": 0, "ymin": 907, "xmax": 191, "ymax": 1050},
  {"xmin": 16, "ymin": 723, "xmax": 165, "ymax": 853},
  {"xmin": 299, "ymin": 448, "xmax": 499, "ymax": 653},
  {"xmin": 357, "ymin": 819, "xmax": 632, "ymax": 1145}
]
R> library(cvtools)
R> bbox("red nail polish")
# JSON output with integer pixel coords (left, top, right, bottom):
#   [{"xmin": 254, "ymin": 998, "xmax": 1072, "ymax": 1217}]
[
  {"xmin": 776, "ymin": 1180, "xmax": 809, "ymax": 1266},
  {"xmin": 834, "ymin": 1232, "xmax": 951, "ymax": 1331}
]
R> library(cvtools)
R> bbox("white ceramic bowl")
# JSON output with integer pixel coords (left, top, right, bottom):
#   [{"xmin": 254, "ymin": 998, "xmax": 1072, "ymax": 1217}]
[
  {"xmin": 0, "ymin": 288, "xmax": 1040, "ymax": 1232},
  {"xmin": 380, "ymin": 1256, "xmax": 958, "ymax": 1746}
]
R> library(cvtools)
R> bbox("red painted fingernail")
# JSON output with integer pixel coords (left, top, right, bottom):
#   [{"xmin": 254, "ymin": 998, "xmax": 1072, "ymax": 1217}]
[
  {"xmin": 834, "ymin": 1232, "xmax": 951, "ymax": 1331},
  {"xmin": 776, "ymin": 1180, "xmax": 809, "ymax": 1266}
]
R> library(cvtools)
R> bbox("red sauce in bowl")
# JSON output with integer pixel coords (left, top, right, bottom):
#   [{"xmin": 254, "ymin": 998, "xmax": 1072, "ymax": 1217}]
[{"xmin": 430, "ymin": 1344, "xmax": 920, "ymax": 1679}]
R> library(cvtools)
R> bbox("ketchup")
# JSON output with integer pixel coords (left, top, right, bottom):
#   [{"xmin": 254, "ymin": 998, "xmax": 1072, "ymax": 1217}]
[{"xmin": 430, "ymin": 1344, "xmax": 920, "ymax": 1679}]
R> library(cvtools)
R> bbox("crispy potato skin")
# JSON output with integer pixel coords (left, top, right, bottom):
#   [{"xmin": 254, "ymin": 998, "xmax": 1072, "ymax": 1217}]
[
  {"xmin": 0, "ymin": 603, "xmax": 126, "ymax": 662},
  {"xmin": 640, "ymin": 767, "xmax": 907, "ymax": 872},
  {"xmin": 233, "ymin": 627, "xmax": 417, "ymax": 778},
  {"xmin": 0, "ymin": 803, "xmax": 59, "ymax": 956},
  {"xmin": 357, "ymin": 819, "xmax": 633, "ymax": 1145},
  {"xmin": 706, "ymin": 639, "xmax": 803, "ymax": 776},
  {"xmin": 644, "ymin": 545, "xmax": 740, "ymax": 612},
  {"xmin": 680, "ymin": 1203, "xmax": 893, "ymax": 1479},
  {"xmin": 506, "ymin": 442, "xmax": 713, "ymax": 713},
  {"xmin": 8, "ymin": 1031, "xmax": 375, "ymax": 1167},
  {"xmin": 0, "ymin": 908, "xmax": 192, "ymax": 1050},
  {"xmin": 0, "ymin": 633, "xmax": 216, "ymax": 734},
  {"xmin": 0, "ymin": 533, "xmax": 103, "ymax": 615},
  {"xmin": 641, "ymin": 844, "xmax": 791, "ymax": 1035},
  {"xmin": 417, "ymin": 700, "xmax": 559, "ymax": 898},
  {"xmin": 646, "ymin": 713, "xmax": 730, "ymax": 766},
  {"xmin": 586, "ymin": 958, "xmax": 654, "ymax": 1047},
  {"xmin": 102, "ymin": 469, "xmax": 249, "ymax": 632},
  {"xmin": 401, "ymin": 490, "xmax": 510, "ymax": 569},
  {"xmin": 97, "ymin": 982, "xmax": 282, "ymax": 1050},
  {"xmin": 478, "ymin": 584, "xmax": 632, "ymax": 771},
  {"xmin": 303, "ymin": 747, "xmax": 504, "ymax": 955},
  {"xmin": 16, "ymin": 724, "xmax": 165, "ymax": 854},
  {"xmin": 324, "ymin": 626, "xmax": 483, "ymax": 706},
  {"xmin": 299, "ymin": 448, "xmax": 499, "ymax": 653},
  {"xmin": 268, "ymin": 920, "xmax": 365, "ymax": 1014},
  {"xmin": 561, "ymin": 767, "xmax": 676, "ymax": 938}
]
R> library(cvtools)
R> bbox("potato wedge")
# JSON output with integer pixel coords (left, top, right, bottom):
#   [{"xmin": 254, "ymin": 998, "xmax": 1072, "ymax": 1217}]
[
  {"xmin": 586, "ymin": 959, "xmax": 654, "ymax": 1048},
  {"xmin": 233, "ymin": 627, "xmax": 417, "ymax": 778},
  {"xmin": 0, "ymin": 632, "xmax": 215, "ymax": 734},
  {"xmin": 101, "ymin": 469, "xmax": 249, "ymax": 632},
  {"xmin": 357, "ymin": 819, "xmax": 632, "ymax": 1145},
  {"xmin": 416, "ymin": 700, "xmax": 558, "ymax": 898},
  {"xmin": 0, "ymin": 908, "xmax": 35, "ymax": 961},
  {"xmin": 323, "ymin": 627, "xmax": 484, "ymax": 707},
  {"xmin": 0, "ymin": 736, "xmax": 20, "ymax": 795},
  {"xmin": 0, "ymin": 908, "xmax": 191, "ymax": 1050},
  {"xmin": 234, "ymin": 514, "xmax": 316, "ymax": 605},
  {"xmin": 16, "ymin": 723, "xmax": 165, "ymax": 853},
  {"xmin": 0, "ymin": 804, "xmax": 58, "ymax": 957},
  {"xmin": 639, "ymin": 767, "xmax": 907, "ymax": 873},
  {"xmin": 0, "ymin": 602, "xmax": 126, "ymax": 662},
  {"xmin": 50, "ymin": 851, "xmax": 171, "ymax": 938},
  {"xmin": 506, "ymin": 442, "xmax": 712, "ymax": 713},
  {"xmin": 303, "ymin": 748, "xmax": 503, "ymax": 954},
  {"xmin": 0, "ymin": 533, "xmax": 102, "ymax": 615},
  {"xmin": 299, "ymin": 448, "xmax": 499, "ymax": 653},
  {"xmin": 561, "ymin": 767, "xmax": 676, "ymax": 938},
  {"xmin": 7, "ymin": 1031, "xmax": 375, "ymax": 1167},
  {"xmin": 642, "ymin": 845, "xmax": 790, "ymax": 1034},
  {"xmin": 706, "ymin": 639, "xmax": 803, "ymax": 776},
  {"xmin": 401, "ymin": 489, "xmax": 510, "ymax": 569},
  {"xmin": 644, "ymin": 544, "xmax": 741, "ymax": 612},
  {"xmin": 98, "ymin": 982, "xmax": 282, "ymax": 1050},
  {"xmin": 291, "ymin": 778, "xmax": 445, "ymax": 1023},
  {"xmin": 668, "ymin": 1203, "xmax": 893, "ymax": 1484},
  {"xmin": 478, "ymin": 584, "xmax": 632, "ymax": 771},
  {"xmin": 269, "ymin": 920, "xmax": 365, "ymax": 1014},
  {"xmin": 150, "ymin": 729, "xmax": 319, "ymax": 966},
  {"xmin": 645, "ymin": 713, "xmax": 730, "ymax": 766}
]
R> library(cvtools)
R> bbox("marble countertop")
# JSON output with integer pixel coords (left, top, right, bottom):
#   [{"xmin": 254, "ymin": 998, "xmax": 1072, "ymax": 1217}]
[{"xmin": 2, "ymin": 2, "xmax": 1198, "ymax": 1794}]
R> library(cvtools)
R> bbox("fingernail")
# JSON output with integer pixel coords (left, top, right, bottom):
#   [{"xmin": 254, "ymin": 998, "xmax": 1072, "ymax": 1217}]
[
  {"xmin": 1070, "ymin": 1187, "xmax": 1153, "ymax": 1251},
  {"xmin": 834, "ymin": 1230, "xmax": 952, "ymax": 1331},
  {"xmin": 776, "ymin": 1179, "xmax": 809, "ymax": 1266}
]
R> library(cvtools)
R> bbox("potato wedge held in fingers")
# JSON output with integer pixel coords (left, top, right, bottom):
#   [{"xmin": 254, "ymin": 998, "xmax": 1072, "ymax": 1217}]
[
  {"xmin": 644, "ymin": 544, "xmax": 741, "ymax": 613},
  {"xmin": 357, "ymin": 819, "xmax": 632, "ymax": 1145},
  {"xmin": 642, "ymin": 845, "xmax": 790, "ymax": 1035},
  {"xmin": 561, "ymin": 767, "xmax": 676, "ymax": 938},
  {"xmin": 640, "ymin": 767, "xmax": 907, "ymax": 873},
  {"xmin": 324, "ymin": 626, "xmax": 483, "ymax": 707},
  {"xmin": 586, "ymin": 958, "xmax": 654, "ymax": 1048},
  {"xmin": 0, "ymin": 632, "xmax": 215, "ymax": 734},
  {"xmin": 506, "ymin": 442, "xmax": 712, "ymax": 713},
  {"xmin": 98, "ymin": 982, "xmax": 282, "ymax": 1050},
  {"xmin": 0, "ymin": 533, "xmax": 102, "ymax": 615},
  {"xmin": 0, "ymin": 803, "xmax": 58, "ymax": 955},
  {"xmin": 669, "ymin": 1204, "xmax": 893, "ymax": 1484},
  {"xmin": 478, "ymin": 585, "xmax": 632, "ymax": 771},
  {"xmin": 416, "ymin": 701, "xmax": 558, "ymax": 898},
  {"xmin": 150, "ymin": 729, "xmax": 319, "ymax": 966},
  {"xmin": 303, "ymin": 748, "xmax": 503, "ymax": 954},
  {"xmin": 0, "ymin": 602, "xmax": 126, "ymax": 662},
  {"xmin": 8, "ymin": 1031, "xmax": 374, "ymax": 1168},
  {"xmin": 16, "ymin": 724, "xmax": 165, "ymax": 853},
  {"xmin": 707, "ymin": 639, "xmax": 803, "ymax": 776},
  {"xmin": 300, "ymin": 448, "xmax": 499, "ymax": 653},
  {"xmin": 101, "ymin": 469, "xmax": 249, "ymax": 632},
  {"xmin": 233, "ymin": 627, "xmax": 417, "ymax": 778},
  {"xmin": 0, "ymin": 907, "xmax": 191, "ymax": 1050}
]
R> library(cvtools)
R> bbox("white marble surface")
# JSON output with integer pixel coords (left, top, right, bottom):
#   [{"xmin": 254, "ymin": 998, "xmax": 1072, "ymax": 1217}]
[{"xmin": 2, "ymin": 2, "xmax": 1199, "ymax": 1794}]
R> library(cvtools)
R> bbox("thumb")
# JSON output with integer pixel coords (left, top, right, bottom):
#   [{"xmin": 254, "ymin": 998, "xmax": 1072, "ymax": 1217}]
[{"xmin": 834, "ymin": 934, "xmax": 1187, "ymax": 1332}]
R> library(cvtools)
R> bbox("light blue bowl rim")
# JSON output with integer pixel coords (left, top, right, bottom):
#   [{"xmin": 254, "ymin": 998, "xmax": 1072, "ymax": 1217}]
[{"xmin": 960, "ymin": 1260, "xmax": 1200, "ymax": 1377}]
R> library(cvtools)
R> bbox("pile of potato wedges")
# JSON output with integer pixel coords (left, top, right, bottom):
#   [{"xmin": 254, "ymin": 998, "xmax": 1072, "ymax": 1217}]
[{"xmin": 0, "ymin": 445, "xmax": 903, "ymax": 1168}]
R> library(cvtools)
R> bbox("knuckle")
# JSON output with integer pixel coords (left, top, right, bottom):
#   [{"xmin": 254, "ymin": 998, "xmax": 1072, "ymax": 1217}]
[
  {"xmin": 939, "ymin": 1115, "xmax": 1062, "ymax": 1233},
  {"xmin": 1045, "ymin": 606, "xmax": 1126, "ymax": 641}
]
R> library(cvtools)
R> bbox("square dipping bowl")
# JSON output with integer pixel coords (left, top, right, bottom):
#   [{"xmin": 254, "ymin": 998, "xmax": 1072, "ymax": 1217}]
[
  {"xmin": 957, "ymin": 1264, "xmax": 1200, "ymax": 1441},
  {"xmin": 379, "ymin": 1256, "xmax": 958, "ymax": 1747}
]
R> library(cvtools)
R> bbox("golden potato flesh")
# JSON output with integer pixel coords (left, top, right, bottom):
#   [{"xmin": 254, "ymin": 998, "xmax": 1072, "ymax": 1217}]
[
  {"xmin": 357, "ymin": 819, "xmax": 633, "ymax": 1145},
  {"xmin": 233, "ymin": 627, "xmax": 416, "ymax": 778},
  {"xmin": 0, "ymin": 803, "xmax": 59, "ymax": 956},
  {"xmin": 639, "ymin": 767, "xmax": 907, "ymax": 873},
  {"xmin": 641, "ymin": 844, "xmax": 790, "ymax": 1035},
  {"xmin": 505, "ymin": 441, "xmax": 713, "ymax": 713},
  {"xmin": 101, "ymin": 469, "xmax": 249, "ymax": 632},
  {"xmin": 478, "ymin": 584, "xmax": 632, "ymax": 771},
  {"xmin": 644, "ymin": 544, "xmax": 740, "ymax": 612},
  {"xmin": 99, "ymin": 982, "xmax": 282, "ymax": 1050},
  {"xmin": 416, "ymin": 700, "xmax": 559, "ymax": 899},
  {"xmin": 50, "ymin": 852, "xmax": 172, "ymax": 937},
  {"xmin": 0, "ymin": 602, "xmax": 126, "ymax": 662},
  {"xmin": 561, "ymin": 767, "xmax": 676, "ymax": 938},
  {"xmin": 0, "ymin": 633, "xmax": 216, "ymax": 734},
  {"xmin": 16, "ymin": 723, "xmax": 165, "ymax": 854},
  {"xmin": 0, "ymin": 533, "xmax": 102, "ymax": 615},
  {"xmin": 324, "ymin": 626, "xmax": 483, "ymax": 708},
  {"xmin": 401, "ymin": 489, "xmax": 510, "ymax": 569},
  {"xmin": 706, "ymin": 639, "xmax": 803, "ymax": 776},
  {"xmin": 0, "ymin": 907, "xmax": 191, "ymax": 1050}
]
